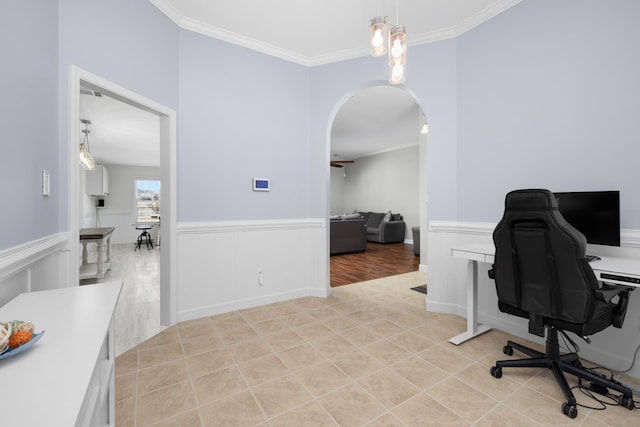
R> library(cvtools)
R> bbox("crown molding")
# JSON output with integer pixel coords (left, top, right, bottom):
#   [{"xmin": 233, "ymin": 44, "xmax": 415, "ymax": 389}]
[
  {"xmin": 149, "ymin": 0, "xmax": 182, "ymax": 26},
  {"xmin": 150, "ymin": 0, "xmax": 523, "ymax": 67},
  {"xmin": 408, "ymin": 27, "xmax": 459, "ymax": 47},
  {"xmin": 181, "ymin": 16, "xmax": 316, "ymax": 66},
  {"xmin": 456, "ymin": 0, "xmax": 523, "ymax": 36}
]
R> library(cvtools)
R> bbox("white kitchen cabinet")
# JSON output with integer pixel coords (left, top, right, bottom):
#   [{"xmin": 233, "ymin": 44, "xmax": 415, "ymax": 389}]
[{"xmin": 87, "ymin": 165, "xmax": 109, "ymax": 196}]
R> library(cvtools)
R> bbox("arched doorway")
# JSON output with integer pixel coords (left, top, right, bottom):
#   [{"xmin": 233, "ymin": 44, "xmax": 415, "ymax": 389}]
[{"xmin": 326, "ymin": 82, "xmax": 428, "ymax": 287}]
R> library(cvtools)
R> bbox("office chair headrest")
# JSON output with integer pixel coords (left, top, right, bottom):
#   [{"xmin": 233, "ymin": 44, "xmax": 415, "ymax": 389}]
[{"xmin": 505, "ymin": 189, "xmax": 558, "ymax": 212}]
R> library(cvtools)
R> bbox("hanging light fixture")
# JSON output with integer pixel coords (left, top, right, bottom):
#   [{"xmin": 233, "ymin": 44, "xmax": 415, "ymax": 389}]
[
  {"xmin": 79, "ymin": 119, "xmax": 95, "ymax": 170},
  {"xmin": 388, "ymin": 25, "xmax": 407, "ymax": 84},
  {"xmin": 369, "ymin": 0, "xmax": 407, "ymax": 84},
  {"xmin": 369, "ymin": 16, "xmax": 387, "ymax": 57},
  {"xmin": 420, "ymin": 122, "xmax": 429, "ymax": 134}
]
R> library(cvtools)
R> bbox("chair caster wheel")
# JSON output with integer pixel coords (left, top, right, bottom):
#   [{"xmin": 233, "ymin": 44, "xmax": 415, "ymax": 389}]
[
  {"xmin": 620, "ymin": 395, "xmax": 635, "ymax": 410},
  {"xmin": 503, "ymin": 345, "xmax": 513, "ymax": 356},
  {"xmin": 490, "ymin": 366, "xmax": 502, "ymax": 378},
  {"xmin": 561, "ymin": 402, "xmax": 577, "ymax": 418}
]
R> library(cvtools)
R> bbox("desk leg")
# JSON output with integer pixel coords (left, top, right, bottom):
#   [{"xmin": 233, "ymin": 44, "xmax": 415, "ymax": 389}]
[
  {"xmin": 449, "ymin": 260, "xmax": 492, "ymax": 345},
  {"xmin": 96, "ymin": 240, "xmax": 104, "ymax": 278},
  {"xmin": 82, "ymin": 242, "xmax": 88, "ymax": 265}
]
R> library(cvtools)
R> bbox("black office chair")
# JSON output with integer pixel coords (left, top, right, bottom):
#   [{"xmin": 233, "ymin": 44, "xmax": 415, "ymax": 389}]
[{"xmin": 488, "ymin": 189, "xmax": 635, "ymax": 418}]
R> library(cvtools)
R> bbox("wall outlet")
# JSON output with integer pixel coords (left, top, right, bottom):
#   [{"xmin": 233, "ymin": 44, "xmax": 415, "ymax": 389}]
[{"xmin": 258, "ymin": 271, "xmax": 263, "ymax": 286}]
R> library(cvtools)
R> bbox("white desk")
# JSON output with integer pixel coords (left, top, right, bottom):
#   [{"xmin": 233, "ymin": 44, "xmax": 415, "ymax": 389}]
[
  {"xmin": 0, "ymin": 282, "xmax": 122, "ymax": 426},
  {"xmin": 450, "ymin": 243, "xmax": 495, "ymax": 345},
  {"xmin": 450, "ymin": 243, "xmax": 640, "ymax": 345}
]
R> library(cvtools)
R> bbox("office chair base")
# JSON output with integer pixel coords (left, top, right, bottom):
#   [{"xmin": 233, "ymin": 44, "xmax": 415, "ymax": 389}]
[{"xmin": 490, "ymin": 329, "xmax": 635, "ymax": 418}]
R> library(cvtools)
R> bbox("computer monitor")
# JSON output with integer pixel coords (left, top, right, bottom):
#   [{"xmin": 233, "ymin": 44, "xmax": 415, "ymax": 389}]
[{"xmin": 554, "ymin": 191, "xmax": 620, "ymax": 246}]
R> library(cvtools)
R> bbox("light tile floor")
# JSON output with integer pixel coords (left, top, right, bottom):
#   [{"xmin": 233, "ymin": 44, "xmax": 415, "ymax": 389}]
[
  {"xmin": 82, "ymin": 242, "xmax": 162, "ymax": 355},
  {"xmin": 114, "ymin": 271, "xmax": 640, "ymax": 426}
]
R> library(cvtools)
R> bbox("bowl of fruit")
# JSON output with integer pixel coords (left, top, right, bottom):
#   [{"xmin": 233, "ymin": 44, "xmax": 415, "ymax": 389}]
[{"xmin": 0, "ymin": 320, "xmax": 45, "ymax": 360}]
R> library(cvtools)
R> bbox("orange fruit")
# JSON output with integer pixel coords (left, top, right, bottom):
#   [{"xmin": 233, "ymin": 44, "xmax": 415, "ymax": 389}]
[{"xmin": 9, "ymin": 330, "xmax": 32, "ymax": 349}]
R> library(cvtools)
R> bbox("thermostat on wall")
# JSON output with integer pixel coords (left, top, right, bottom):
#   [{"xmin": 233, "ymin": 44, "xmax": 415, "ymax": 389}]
[{"xmin": 252, "ymin": 178, "xmax": 270, "ymax": 192}]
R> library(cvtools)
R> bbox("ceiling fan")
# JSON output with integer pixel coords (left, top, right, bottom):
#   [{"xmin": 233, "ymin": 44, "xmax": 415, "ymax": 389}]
[{"xmin": 330, "ymin": 160, "xmax": 354, "ymax": 168}]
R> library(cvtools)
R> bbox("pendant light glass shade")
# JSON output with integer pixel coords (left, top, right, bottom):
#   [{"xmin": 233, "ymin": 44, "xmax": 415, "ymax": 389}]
[
  {"xmin": 79, "ymin": 119, "xmax": 95, "ymax": 170},
  {"xmin": 79, "ymin": 141, "xmax": 95, "ymax": 170},
  {"xmin": 369, "ymin": 16, "xmax": 387, "ymax": 57},
  {"xmin": 389, "ymin": 26, "xmax": 407, "ymax": 84}
]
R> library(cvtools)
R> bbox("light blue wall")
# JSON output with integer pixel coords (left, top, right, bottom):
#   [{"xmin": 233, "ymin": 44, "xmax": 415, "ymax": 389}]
[
  {"xmin": 0, "ymin": 0, "xmax": 59, "ymax": 250},
  {"xmin": 3, "ymin": 0, "xmax": 639, "ymax": 254},
  {"xmin": 456, "ymin": 0, "xmax": 640, "ymax": 228},
  {"xmin": 57, "ymin": 0, "xmax": 180, "ymax": 231},
  {"xmin": 309, "ymin": 40, "xmax": 459, "ymax": 221},
  {"xmin": 177, "ymin": 31, "xmax": 311, "ymax": 221}
]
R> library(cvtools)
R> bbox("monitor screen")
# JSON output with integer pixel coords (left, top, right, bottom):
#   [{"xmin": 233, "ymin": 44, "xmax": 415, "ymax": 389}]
[{"xmin": 553, "ymin": 191, "xmax": 620, "ymax": 246}]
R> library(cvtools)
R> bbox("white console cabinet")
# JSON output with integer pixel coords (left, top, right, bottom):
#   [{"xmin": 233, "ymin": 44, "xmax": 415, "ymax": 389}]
[
  {"xmin": 87, "ymin": 165, "xmax": 109, "ymax": 196},
  {"xmin": 0, "ymin": 282, "xmax": 122, "ymax": 426}
]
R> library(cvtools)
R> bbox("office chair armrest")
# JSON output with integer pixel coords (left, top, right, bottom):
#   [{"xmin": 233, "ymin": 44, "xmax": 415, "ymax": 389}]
[
  {"xmin": 595, "ymin": 283, "xmax": 635, "ymax": 328},
  {"xmin": 594, "ymin": 283, "xmax": 634, "ymax": 304}
]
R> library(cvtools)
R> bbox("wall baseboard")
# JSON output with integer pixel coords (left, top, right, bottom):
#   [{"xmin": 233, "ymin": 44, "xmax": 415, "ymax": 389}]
[{"xmin": 177, "ymin": 286, "xmax": 329, "ymax": 322}]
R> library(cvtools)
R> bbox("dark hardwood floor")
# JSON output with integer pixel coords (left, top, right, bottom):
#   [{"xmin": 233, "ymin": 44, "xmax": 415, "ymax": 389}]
[{"xmin": 330, "ymin": 242, "xmax": 419, "ymax": 287}]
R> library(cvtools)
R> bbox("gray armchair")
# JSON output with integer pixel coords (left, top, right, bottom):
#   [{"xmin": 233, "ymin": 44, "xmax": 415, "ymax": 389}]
[
  {"xmin": 330, "ymin": 218, "xmax": 366, "ymax": 255},
  {"xmin": 360, "ymin": 211, "xmax": 406, "ymax": 243}
]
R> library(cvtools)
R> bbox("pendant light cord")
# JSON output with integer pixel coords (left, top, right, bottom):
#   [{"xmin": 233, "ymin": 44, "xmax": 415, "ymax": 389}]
[{"xmin": 396, "ymin": 0, "xmax": 399, "ymax": 25}]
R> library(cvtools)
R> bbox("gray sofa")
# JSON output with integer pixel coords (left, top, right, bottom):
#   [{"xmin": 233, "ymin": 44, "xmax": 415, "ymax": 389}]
[
  {"xmin": 329, "ymin": 216, "xmax": 367, "ymax": 255},
  {"xmin": 359, "ymin": 211, "xmax": 406, "ymax": 243}
]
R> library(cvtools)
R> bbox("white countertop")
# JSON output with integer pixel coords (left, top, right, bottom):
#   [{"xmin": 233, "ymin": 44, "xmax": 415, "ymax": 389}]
[{"xmin": 0, "ymin": 282, "xmax": 122, "ymax": 426}]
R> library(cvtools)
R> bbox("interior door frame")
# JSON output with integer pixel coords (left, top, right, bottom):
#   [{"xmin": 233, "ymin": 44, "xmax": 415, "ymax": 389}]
[{"xmin": 68, "ymin": 65, "xmax": 178, "ymax": 326}]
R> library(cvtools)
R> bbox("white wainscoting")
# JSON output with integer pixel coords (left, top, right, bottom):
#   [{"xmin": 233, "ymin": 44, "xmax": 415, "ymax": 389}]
[
  {"xmin": 0, "ymin": 233, "xmax": 72, "ymax": 306},
  {"xmin": 427, "ymin": 221, "xmax": 640, "ymax": 378},
  {"xmin": 176, "ymin": 218, "xmax": 328, "ymax": 322}
]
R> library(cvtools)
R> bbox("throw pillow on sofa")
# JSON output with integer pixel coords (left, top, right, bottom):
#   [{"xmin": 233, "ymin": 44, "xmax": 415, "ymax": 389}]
[
  {"xmin": 382, "ymin": 210, "xmax": 392, "ymax": 222},
  {"xmin": 366, "ymin": 212, "xmax": 385, "ymax": 228},
  {"xmin": 341, "ymin": 213, "xmax": 362, "ymax": 220}
]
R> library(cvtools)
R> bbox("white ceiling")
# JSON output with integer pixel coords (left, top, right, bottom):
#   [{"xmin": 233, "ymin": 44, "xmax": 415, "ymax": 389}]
[
  {"xmin": 331, "ymin": 86, "xmax": 423, "ymax": 160},
  {"xmin": 80, "ymin": 1, "xmax": 521, "ymax": 167},
  {"xmin": 151, "ymin": 0, "xmax": 521, "ymax": 66},
  {"xmin": 80, "ymin": 90, "xmax": 161, "ymax": 168}
]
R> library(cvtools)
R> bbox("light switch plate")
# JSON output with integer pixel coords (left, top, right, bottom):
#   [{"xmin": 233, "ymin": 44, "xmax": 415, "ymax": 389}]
[{"xmin": 41, "ymin": 169, "xmax": 50, "ymax": 196}]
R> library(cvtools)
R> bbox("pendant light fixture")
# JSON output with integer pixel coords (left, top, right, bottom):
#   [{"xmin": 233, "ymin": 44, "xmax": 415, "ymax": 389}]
[
  {"xmin": 369, "ymin": 0, "xmax": 387, "ymax": 57},
  {"xmin": 79, "ymin": 119, "xmax": 95, "ymax": 170},
  {"xmin": 389, "ymin": 25, "xmax": 407, "ymax": 84},
  {"xmin": 369, "ymin": 0, "xmax": 407, "ymax": 85},
  {"xmin": 369, "ymin": 16, "xmax": 387, "ymax": 57}
]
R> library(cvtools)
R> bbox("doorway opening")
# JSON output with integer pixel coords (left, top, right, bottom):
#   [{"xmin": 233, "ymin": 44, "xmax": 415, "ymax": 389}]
[
  {"xmin": 327, "ymin": 82, "xmax": 428, "ymax": 287},
  {"xmin": 69, "ymin": 67, "xmax": 177, "ymax": 339}
]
